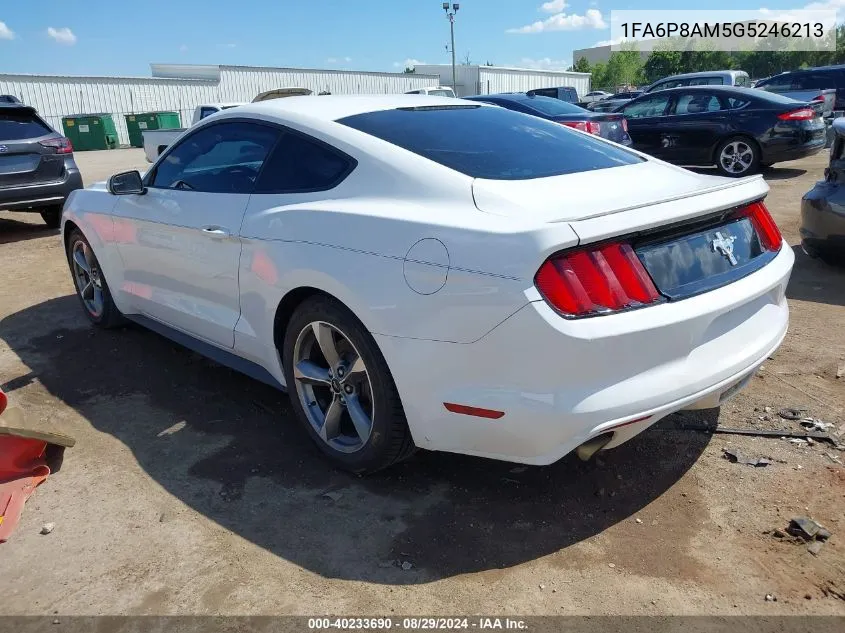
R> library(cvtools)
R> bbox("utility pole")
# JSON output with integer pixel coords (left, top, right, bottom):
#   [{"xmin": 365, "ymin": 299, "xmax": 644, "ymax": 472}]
[{"xmin": 442, "ymin": 3, "xmax": 459, "ymax": 94}]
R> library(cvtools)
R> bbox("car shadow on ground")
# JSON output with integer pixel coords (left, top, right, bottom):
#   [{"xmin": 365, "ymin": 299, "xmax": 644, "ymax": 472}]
[
  {"xmin": 0, "ymin": 295, "xmax": 717, "ymax": 584},
  {"xmin": 786, "ymin": 244, "xmax": 845, "ymax": 307},
  {"xmin": 0, "ymin": 216, "xmax": 57, "ymax": 245},
  {"xmin": 760, "ymin": 167, "xmax": 809, "ymax": 181}
]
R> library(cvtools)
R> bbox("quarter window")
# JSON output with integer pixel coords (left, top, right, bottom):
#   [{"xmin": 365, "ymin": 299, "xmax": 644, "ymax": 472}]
[
  {"xmin": 151, "ymin": 122, "xmax": 281, "ymax": 194},
  {"xmin": 254, "ymin": 131, "xmax": 355, "ymax": 193}
]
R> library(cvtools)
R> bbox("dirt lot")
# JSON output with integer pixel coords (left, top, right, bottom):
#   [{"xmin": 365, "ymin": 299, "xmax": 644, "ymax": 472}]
[{"xmin": 0, "ymin": 148, "xmax": 843, "ymax": 616}]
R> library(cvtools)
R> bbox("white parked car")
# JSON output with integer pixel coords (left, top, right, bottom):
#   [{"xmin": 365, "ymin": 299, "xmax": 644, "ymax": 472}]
[
  {"xmin": 405, "ymin": 86, "xmax": 456, "ymax": 97},
  {"xmin": 581, "ymin": 90, "xmax": 613, "ymax": 103},
  {"xmin": 61, "ymin": 95, "xmax": 793, "ymax": 473}
]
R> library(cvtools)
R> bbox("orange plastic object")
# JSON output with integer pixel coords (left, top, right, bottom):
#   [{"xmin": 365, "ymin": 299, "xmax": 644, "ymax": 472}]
[{"xmin": 0, "ymin": 436, "xmax": 50, "ymax": 543}]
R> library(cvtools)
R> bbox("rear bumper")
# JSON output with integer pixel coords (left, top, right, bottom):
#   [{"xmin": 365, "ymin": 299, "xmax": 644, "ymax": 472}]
[
  {"xmin": 761, "ymin": 138, "xmax": 826, "ymax": 165},
  {"xmin": 800, "ymin": 181, "xmax": 845, "ymax": 254},
  {"xmin": 0, "ymin": 167, "xmax": 83, "ymax": 211},
  {"xmin": 379, "ymin": 244, "xmax": 794, "ymax": 465}
]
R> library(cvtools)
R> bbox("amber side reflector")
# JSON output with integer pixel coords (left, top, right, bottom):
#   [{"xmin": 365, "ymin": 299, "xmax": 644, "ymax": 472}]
[{"xmin": 444, "ymin": 403, "xmax": 505, "ymax": 419}]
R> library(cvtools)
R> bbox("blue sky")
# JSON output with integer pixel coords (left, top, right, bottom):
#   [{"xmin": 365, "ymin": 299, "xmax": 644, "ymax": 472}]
[{"xmin": 0, "ymin": 1, "xmax": 841, "ymax": 77}]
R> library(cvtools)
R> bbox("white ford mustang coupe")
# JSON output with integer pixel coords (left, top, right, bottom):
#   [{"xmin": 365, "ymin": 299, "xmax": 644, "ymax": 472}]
[{"xmin": 61, "ymin": 95, "xmax": 794, "ymax": 472}]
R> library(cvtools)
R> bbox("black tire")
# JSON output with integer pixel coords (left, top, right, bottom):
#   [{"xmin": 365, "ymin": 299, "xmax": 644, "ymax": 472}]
[
  {"xmin": 715, "ymin": 136, "xmax": 760, "ymax": 177},
  {"xmin": 65, "ymin": 228, "xmax": 126, "ymax": 329},
  {"xmin": 40, "ymin": 207, "xmax": 62, "ymax": 228},
  {"xmin": 281, "ymin": 295, "xmax": 415, "ymax": 473}
]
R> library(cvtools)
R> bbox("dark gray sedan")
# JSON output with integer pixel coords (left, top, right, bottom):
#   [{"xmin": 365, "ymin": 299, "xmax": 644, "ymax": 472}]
[{"xmin": 801, "ymin": 118, "xmax": 845, "ymax": 265}]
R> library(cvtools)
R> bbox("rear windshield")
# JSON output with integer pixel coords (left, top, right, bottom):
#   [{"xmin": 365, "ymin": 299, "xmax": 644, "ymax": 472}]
[
  {"xmin": 426, "ymin": 90, "xmax": 454, "ymax": 97},
  {"xmin": 0, "ymin": 111, "xmax": 52, "ymax": 141},
  {"xmin": 517, "ymin": 96, "xmax": 587, "ymax": 116},
  {"xmin": 339, "ymin": 105, "xmax": 641, "ymax": 180}
]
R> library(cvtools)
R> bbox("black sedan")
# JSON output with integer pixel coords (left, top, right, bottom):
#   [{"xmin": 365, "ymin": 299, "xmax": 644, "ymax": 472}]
[
  {"xmin": 615, "ymin": 86, "xmax": 826, "ymax": 177},
  {"xmin": 464, "ymin": 93, "xmax": 632, "ymax": 146}
]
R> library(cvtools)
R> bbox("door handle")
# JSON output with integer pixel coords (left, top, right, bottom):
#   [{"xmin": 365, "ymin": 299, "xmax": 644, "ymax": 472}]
[{"xmin": 201, "ymin": 225, "xmax": 231, "ymax": 238}]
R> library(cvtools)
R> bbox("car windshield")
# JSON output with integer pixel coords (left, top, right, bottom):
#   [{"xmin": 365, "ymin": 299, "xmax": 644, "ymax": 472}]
[{"xmin": 339, "ymin": 104, "xmax": 642, "ymax": 180}]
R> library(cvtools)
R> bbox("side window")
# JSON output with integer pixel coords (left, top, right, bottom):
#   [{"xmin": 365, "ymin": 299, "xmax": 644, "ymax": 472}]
[
  {"xmin": 623, "ymin": 94, "xmax": 671, "ymax": 118},
  {"xmin": 735, "ymin": 75, "xmax": 750, "ymax": 87},
  {"xmin": 674, "ymin": 93, "xmax": 724, "ymax": 114},
  {"xmin": 727, "ymin": 96, "xmax": 751, "ymax": 109},
  {"xmin": 800, "ymin": 73, "xmax": 836, "ymax": 90},
  {"xmin": 758, "ymin": 74, "xmax": 796, "ymax": 91},
  {"xmin": 151, "ymin": 122, "xmax": 281, "ymax": 194},
  {"xmin": 254, "ymin": 131, "xmax": 355, "ymax": 194},
  {"xmin": 199, "ymin": 107, "xmax": 219, "ymax": 120}
]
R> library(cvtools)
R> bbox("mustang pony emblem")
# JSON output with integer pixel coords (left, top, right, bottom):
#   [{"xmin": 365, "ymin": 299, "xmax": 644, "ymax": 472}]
[{"xmin": 711, "ymin": 231, "xmax": 738, "ymax": 266}]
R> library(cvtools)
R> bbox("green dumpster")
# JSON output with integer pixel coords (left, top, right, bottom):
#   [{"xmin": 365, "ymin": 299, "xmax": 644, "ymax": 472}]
[
  {"xmin": 124, "ymin": 111, "xmax": 181, "ymax": 148},
  {"xmin": 62, "ymin": 114, "xmax": 118, "ymax": 151}
]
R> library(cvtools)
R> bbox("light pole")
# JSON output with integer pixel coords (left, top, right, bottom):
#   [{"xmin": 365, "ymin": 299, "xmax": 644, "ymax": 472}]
[{"xmin": 442, "ymin": 3, "xmax": 459, "ymax": 94}]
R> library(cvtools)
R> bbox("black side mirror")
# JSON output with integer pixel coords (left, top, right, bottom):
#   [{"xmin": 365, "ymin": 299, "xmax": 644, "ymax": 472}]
[{"xmin": 108, "ymin": 170, "xmax": 146, "ymax": 195}]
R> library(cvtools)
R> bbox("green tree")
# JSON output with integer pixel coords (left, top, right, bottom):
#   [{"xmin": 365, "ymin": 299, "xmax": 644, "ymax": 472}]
[
  {"xmin": 403, "ymin": 66, "xmax": 415, "ymax": 74},
  {"xmin": 572, "ymin": 56, "xmax": 591, "ymax": 73},
  {"xmin": 643, "ymin": 50, "xmax": 682, "ymax": 83}
]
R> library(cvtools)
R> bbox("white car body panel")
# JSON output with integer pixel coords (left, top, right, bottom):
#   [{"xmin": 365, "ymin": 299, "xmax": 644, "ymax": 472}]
[{"xmin": 62, "ymin": 94, "xmax": 794, "ymax": 465}]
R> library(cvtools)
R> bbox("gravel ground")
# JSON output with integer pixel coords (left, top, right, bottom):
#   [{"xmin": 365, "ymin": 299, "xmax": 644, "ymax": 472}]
[{"xmin": 0, "ymin": 148, "xmax": 843, "ymax": 616}]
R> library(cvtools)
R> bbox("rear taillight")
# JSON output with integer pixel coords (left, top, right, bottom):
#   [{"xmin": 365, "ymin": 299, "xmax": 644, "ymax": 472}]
[
  {"xmin": 777, "ymin": 108, "xmax": 816, "ymax": 121},
  {"xmin": 560, "ymin": 120, "xmax": 601, "ymax": 135},
  {"xmin": 812, "ymin": 95, "xmax": 825, "ymax": 102},
  {"xmin": 0, "ymin": 389, "xmax": 6, "ymax": 416},
  {"xmin": 621, "ymin": 118, "xmax": 628, "ymax": 133},
  {"xmin": 39, "ymin": 137, "xmax": 73, "ymax": 154},
  {"xmin": 738, "ymin": 200, "xmax": 783, "ymax": 252},
  {"xmin": 535, "ymin": 242, "xmax": 660, "ymax": 317}
]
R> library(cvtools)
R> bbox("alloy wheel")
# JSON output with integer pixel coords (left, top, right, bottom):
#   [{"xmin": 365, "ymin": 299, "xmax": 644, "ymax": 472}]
[
  {"xmin": 719, "ymin": 141, "xmax": 754, "ymax": 174},
  {"xmin": 292, "ymin": 321, "xmax": 374, "ymax": 453},
  {"xmin": 71, "ymin": 241, "xmax": 105, "ymax": 317}
]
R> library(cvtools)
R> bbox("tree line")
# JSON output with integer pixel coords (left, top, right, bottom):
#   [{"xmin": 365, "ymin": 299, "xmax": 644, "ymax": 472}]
[{"xmin": 571, "ymin": 25, "xmax": 845, "ymax": 91}]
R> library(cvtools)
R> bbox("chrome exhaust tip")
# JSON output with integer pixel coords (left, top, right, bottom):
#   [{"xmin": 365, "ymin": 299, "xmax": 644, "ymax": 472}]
[{"xmin": 575, "ymin": 432, "xmax": 614, "ymax": 461}]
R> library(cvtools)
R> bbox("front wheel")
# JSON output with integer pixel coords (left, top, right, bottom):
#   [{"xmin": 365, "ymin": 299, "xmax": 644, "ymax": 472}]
[
  {"xmin": 66, "ymin": 229, "xmax": 125, "ymax": 328},
  {"xmin": 281, "ymin": 295, "xmax": 415, "ymax": 473},
  {"xmin": 715, "ymin": 137, "xmax": 760, "ymax": 177}
]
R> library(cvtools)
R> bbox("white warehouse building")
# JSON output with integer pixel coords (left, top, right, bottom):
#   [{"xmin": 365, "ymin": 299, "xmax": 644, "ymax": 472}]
[
  {"xmin": 412, "ymin": 64, "xmax": 591, "ymax": 98},
  {"xmin": 0, "ymin": 64, "xmax": 440, "ymax": 147}
]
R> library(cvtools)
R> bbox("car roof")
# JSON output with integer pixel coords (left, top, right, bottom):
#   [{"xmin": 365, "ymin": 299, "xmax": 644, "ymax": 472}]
[
  {"xmin": 240, "ymin": 94, "xmax": 476, "ymax": 122},
  {"xmin": 0, "ymin": 102, "xmax": 36, "ymax": 114},
  {"xmin": 639, "ymin": 86, "xmax": 758, "ymax": 95},
  {"xmin": 654, "ymin": 70, "xmax": 747, "ymax": 81}
]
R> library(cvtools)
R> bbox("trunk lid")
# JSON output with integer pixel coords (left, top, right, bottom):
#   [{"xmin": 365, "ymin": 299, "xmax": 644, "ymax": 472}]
[{"xmin": 472, "ymin": 159, "xmax": 767, "ymax": 225}]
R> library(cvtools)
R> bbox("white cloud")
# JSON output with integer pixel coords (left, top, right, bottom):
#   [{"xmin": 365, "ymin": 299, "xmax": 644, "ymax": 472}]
[
  {"xmin": 179, "ymin": 44, "xmax": 188, "ymax": 52},
  {"xmin": 393, "ymin": 58, "xmax": 426, "ymax": 69},
  {"xmin": 327, "ymin": 56, "xmax": 352, "ymax": 64},
  {"xmin": 518, "ymin": 57, "xmax": 572, "ymax": 70},
  {"xmin": 507, "ymin": 9, "xmax": 607, "ymax": 34},
  {"xmin": 47, "ymin": 26, "xmax": 76, "ymax": 45},
  {"xmin": 225, "ymin": 42, "xmax": 236, "ymax": 48},
  {"xmin": 0, "ymin": 21, "xmax": 15, "ymax": 40},
  {"xmin": 540, "ymin": 0, "xmax": 567, "ymax": 13}
]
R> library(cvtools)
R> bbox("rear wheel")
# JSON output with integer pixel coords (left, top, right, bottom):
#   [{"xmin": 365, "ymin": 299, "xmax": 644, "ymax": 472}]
[
  {"xmin": 281, "ymin": 295, "xmax": 415, "ymax": 473},
  {"xmin": 715, "ymin": 137, "xmax": 760, "ymax": 177},
  {"xmin": 66, "ymin": 229, "xmax": 125, "ymax": 328},
  {"xmin": 40, "ymin": 207, "xmax": 62, "ymax": 229}
]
